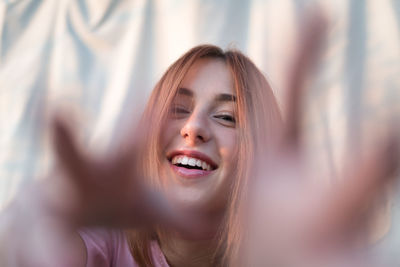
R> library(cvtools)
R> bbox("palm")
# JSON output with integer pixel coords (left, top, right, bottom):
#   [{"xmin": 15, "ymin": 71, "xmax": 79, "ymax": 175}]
[{"xmin": 50, "ymin": 117, "xmax": 191, "ymax": 230}]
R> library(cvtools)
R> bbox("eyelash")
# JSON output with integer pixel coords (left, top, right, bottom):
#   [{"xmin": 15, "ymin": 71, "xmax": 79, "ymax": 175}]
[
  {"xmin": 213, "ymin": 114, "xmax": 236, "ymax": 123},
  {"xmin": 171, "ymin": 106, "xmax": 190, "ymax": 114},
  {"xmin": 170, "ymin": 106, "xmax": 236, "ymax": 125},
  {"xmin": 172, "ymin": 107, "xmax": 190, "ymax": 114}
]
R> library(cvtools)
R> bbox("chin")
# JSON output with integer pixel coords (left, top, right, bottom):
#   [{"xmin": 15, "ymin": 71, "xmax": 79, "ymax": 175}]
[
  {"xmin": 166, "ymin": 178, "xmax": 229, "ymax": 217},
  {"xmin": 161, "ymin": 159, "xmax": 231, "ymax": 215}
]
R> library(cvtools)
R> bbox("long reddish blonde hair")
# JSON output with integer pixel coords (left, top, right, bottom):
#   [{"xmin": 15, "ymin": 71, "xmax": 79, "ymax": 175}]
[{"xmin": 127, "ymin": 44, "xmax": 282, "ymax": 266}]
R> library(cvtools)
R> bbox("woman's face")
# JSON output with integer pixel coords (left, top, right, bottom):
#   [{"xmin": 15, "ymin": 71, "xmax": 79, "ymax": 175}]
[{"xmin": 161, "ymin": 58, "xmax": 237, "ymax": 216}]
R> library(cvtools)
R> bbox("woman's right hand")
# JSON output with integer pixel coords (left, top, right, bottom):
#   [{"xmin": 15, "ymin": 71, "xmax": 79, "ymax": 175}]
[{"xmin": 0, "ymin": 114, "xmax": 194, "ymax": 267}]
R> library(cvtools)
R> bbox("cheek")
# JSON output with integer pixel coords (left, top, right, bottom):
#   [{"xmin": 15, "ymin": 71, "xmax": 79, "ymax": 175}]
[
  {"xmin": 160, "ymin": 121, "xmax": 181, "ymax": 150},
  {"xmin": 217, "ymin": 129, "xmax": 238, "ymax": 166}
]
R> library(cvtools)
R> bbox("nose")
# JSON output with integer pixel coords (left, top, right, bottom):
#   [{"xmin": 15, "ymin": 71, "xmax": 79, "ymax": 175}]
[{"xmin": 180, "ymin": 112, "xmax": 211, "ymax": 146}]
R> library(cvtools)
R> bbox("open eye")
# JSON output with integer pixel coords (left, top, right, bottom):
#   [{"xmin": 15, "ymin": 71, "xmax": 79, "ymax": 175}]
[
  {"xmin": 213, "ymin": 113, "xmax": 236, "ymax": 126},
  {"xmin": 214, "ymin": 114, "xmax": 235, "ymax": 122}
]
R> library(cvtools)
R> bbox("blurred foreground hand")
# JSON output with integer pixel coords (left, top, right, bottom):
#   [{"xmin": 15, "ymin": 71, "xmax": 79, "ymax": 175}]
[
  {"xmin": 244, "ymin": 10, "xmax": 399, "ymax": 267},
  {"xmin": 0, "ymin": 111, "xmax": 199, "ymax": 267}
]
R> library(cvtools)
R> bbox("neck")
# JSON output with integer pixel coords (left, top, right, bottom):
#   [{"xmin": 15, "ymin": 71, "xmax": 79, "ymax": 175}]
[
  {"xmin": 158, "ymin": 213, "xmax": 223, "ymax": 267},
  {"xmin": 160, "ymin": 234, "xmax": 218, "ymax": 267}
]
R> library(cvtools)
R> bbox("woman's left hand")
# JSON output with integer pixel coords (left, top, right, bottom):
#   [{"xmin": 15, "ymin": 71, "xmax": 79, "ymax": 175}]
[{"xmin": 245, "ymin": 11, "xmax": 399, "ymax": 266}]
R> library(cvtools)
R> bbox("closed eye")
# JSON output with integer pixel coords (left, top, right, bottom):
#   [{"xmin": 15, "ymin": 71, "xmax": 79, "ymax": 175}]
[
  {"xmin": 173, "ymin": 107, "xmax": 190, "ymax": 114},
  {"xmin": 170, "ymin": 106, "xmax": 191, "ymax": 119},
  {"xmin": 170, "ymin": 105, "xmax": 191, "ymax": 114}
]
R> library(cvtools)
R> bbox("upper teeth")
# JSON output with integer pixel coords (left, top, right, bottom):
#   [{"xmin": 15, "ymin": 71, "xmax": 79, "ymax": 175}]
[{"xmin": 171, "ymin": 155, "xmax": 212, "ymax": 171}]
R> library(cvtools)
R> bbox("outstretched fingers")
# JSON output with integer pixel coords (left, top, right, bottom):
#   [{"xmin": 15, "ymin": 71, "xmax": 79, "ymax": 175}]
[
  {"xmin": 52, "ymin": 114, "xmax": 88, "ymax": 182},
  {"xmin": 281, "ymin": 10, "xmax": 328, "ymax": 151}
]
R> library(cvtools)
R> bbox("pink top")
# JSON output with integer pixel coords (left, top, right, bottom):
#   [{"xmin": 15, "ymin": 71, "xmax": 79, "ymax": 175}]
[{"xmin": 79, "ymin": 228, "xmax": 170, "ymax": 267}]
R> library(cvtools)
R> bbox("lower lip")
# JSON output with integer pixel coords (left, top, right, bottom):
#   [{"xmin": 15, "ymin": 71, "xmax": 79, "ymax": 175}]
[{"xmin": 170, "ymin": 163, "xmax": 214, "ymax": 178}]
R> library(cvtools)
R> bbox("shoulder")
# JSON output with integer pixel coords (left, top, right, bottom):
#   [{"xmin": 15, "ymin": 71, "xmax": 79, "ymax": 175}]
[
  {"xmin": 78, "ymin": 227, "xmax": 138, "ymax": 267},
  {"xmin": 150, "ymin": 240, "xmax": 170, "ymax": 267},
  {"xmin": 78, "ymin": 228, "xmax": 170, "ymax": 267}
]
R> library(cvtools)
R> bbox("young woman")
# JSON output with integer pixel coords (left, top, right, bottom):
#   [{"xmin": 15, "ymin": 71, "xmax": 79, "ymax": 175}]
[
  {"xmin": 0, "ymin": 44, "xmax": 281, "ymax": 267},
  {"xmin": 125, "ymin": 45, "xmax": 282, "ymax": 266}
]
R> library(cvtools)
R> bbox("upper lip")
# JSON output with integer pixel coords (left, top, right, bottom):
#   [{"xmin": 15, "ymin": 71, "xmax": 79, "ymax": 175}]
[{"xmin": 167, "ymin": 150, "xmax": 218, "ymax": 170}]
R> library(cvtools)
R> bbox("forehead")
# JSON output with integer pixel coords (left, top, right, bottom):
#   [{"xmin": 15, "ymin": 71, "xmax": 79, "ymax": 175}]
[{"xmin": 180, "ymin": 58, "xmax": 234, "ymax": 96}]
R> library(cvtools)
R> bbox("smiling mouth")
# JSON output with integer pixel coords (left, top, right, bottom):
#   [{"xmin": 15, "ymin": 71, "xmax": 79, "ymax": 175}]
[{"xmin": 168, "ymin": 154, "xmax": 218, "ymax": 172}]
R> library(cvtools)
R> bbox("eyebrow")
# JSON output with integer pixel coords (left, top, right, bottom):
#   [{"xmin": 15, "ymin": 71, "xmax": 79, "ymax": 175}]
[
  {"xmin": 215, "ymin": 93, "xmax": 236, "ymax": 102},
  {"xmin": 177, "ymin": 87, "xmax": 236, "ymax": 102},
  {"xmin": 177, "ymin": 87, "xmax": 193, "ymax": 97}
]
